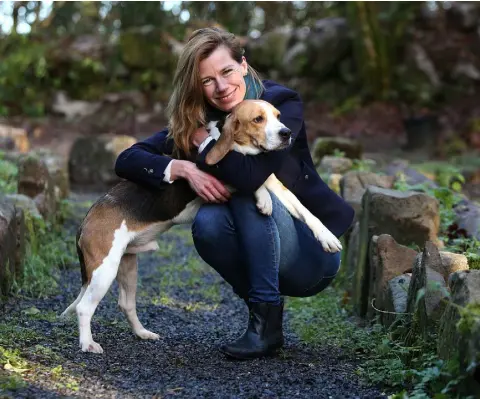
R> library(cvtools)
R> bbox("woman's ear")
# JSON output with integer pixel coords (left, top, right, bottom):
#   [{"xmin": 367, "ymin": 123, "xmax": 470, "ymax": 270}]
[
  {"xmin": 205, "ymin": 116, "xmax": 237, "ymax": 165},
  {"xmin": 241, "ymin": 56, "xmax": 248, "ymax": 76}
]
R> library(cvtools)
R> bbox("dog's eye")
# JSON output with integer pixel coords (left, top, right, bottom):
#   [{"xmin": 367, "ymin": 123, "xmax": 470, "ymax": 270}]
[
  {"xmin": 253, "ymin": 116, "xmax": 264, "ymax": 123},
  {"xmin": 277, "ymin": 113, "xmax": 281, "ymax": 120}
]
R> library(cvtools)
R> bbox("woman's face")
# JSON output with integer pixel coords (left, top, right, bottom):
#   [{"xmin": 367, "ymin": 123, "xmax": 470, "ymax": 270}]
[{"xmin": 199, "ymin": 46, "xmax": 248, "ymax": 112}]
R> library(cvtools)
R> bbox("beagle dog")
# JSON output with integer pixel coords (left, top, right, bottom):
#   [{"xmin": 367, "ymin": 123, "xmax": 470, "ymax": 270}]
[{"xmin": 61, "ymin": 100, "xmax": 342, "ymax": 353}]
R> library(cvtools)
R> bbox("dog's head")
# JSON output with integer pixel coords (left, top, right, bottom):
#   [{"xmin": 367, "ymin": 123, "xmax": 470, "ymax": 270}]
[{"xmin": 205, "ymin": 100, "xmax": 291, "ymax": 165}]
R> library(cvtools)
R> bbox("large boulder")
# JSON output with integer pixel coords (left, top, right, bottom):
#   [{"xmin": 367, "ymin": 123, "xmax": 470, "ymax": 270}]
[
  {"xmin": 35, "ymin": 150, "xmax": 70, "ymax": 200},
  {"xmin": 248, "ymin": 18, "xmax": 351, "ymax": 80},
  {"xmin": 362, "ymin": 186, "xmax": 440, "ymax": 248},
  {"xmin": 340, "ymin": 172, "xmax": 395, "ymax": 216},
  {"xmin": 247, "ymin": 27, "xmax": 293, "ymax": 74},
  {"xmin": 438, "ymin": 270, "xmax": 480, "ymax": 384},
  {"xmin": 282, "ymin": 18, "xmax": 351, "ymax": 79},
  {"xmin": 367, "ymin": 235, "xmax": 418, "ymax": 321},
  {"xmin": 17, "ymin": 154, "xmax": 57, "ymax": 222},
  {"xmin": 68, "ymin": 134, "xmax": 136, "ymax": 187}
]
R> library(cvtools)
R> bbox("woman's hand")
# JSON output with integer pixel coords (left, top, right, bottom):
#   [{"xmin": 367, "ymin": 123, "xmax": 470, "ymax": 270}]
[{"xmin": 170, "ymin": 160, "xmax": 231, "ymax": 203}]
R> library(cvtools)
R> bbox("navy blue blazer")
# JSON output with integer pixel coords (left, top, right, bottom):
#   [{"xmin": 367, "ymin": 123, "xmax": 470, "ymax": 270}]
[{"xmin": 115, "ymin": 80, "xmax": 355, "ymax": 237}]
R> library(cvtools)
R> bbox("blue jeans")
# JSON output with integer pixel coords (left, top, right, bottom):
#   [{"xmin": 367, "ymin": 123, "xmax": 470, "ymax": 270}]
[{"xmin": 191, "ymin": 193, "xmax": 341, "ymax": 303}]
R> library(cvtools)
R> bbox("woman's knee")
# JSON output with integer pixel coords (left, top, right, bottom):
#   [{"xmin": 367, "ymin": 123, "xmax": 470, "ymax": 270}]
[
  {"xmin": 192, "ymin": 203, "xmax": 233, "ymax": 244},
  {"xmin": 279, "ymin": 251, "xmax": 341, "ymax": 297}
]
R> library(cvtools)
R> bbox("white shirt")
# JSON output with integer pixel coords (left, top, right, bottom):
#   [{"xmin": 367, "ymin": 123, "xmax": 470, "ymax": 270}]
[{"xmin": 162, "ymin": 136, "xmax": 214, "ymax": 183}]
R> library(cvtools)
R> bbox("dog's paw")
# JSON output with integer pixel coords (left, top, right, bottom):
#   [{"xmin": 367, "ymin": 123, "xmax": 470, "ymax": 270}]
[
  {"xmin": 309, "ymin": 220, "xmax": 342, "ymax": 253},
  {"xmin": 80, "ymin": 340, "xmax": 104, "ymax": 354},
  {"xmin": 255, "ymin": 192, "xmax": 273, "ymax": 216},
  {"xmin": 136, "ymin": 329, "xmax": 160, "ymax": 340}
]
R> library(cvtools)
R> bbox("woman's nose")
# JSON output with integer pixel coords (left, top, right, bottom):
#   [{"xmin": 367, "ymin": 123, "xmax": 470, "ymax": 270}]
[{"xmin": 215, "ymin": 76, "xmax": 228, "ymax": 92}]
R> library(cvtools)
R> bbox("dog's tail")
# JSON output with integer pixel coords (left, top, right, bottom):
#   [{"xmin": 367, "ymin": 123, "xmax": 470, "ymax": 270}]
[{"xmin": 60, "ymin": 228, "xmax": 88, "ymax": 318}]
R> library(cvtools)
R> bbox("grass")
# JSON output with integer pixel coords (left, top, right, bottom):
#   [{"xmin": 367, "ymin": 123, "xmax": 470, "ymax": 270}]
[
  {"xmin": 288, "ymin": 286, "xmax": 471, "ymax": 398},
  {"xmin": 0, "ymin": 346, "xmax": 80, "ymax": 395},
  {"xmin": 10, "ymin": 203, "xmax": 77, "ymax": 298},
  {"xmin": 0, "ymin": 157, "xmax": 18, "ymax": 194}
]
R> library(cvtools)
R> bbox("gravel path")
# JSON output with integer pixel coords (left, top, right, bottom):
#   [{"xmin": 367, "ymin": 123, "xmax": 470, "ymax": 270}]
[{"xmin": 0, "ymin": 194, "xmax": 387, "ymax": 399}]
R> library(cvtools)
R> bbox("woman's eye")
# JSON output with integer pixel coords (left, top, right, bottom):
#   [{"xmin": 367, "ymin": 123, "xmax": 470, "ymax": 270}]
[
  {"xmin": 223, "ymin": 69, "xmax": 233, "ymax": 76},
  {"xmin": 202, "ymin": 78, "xmax": 212, "ymax": 86},
  {"xmin": 253, "ymin": 116, "xmax": 264, "ymax": 123}
]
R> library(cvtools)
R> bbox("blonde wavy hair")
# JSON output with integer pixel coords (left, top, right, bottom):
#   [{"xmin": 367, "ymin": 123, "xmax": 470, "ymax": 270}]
[{"xmin": 166, "ymin": 27, "xmax": 263, "ymax": 157}]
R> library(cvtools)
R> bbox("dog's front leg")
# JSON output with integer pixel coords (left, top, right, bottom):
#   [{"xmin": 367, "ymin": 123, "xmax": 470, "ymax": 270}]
[
  {"xmin": 254, "ymin": 185, "xmax": 273, "ymax": 215},
  {"xmin": 264, "ymin": 174, "xmax": 342, "ymax": 253}
]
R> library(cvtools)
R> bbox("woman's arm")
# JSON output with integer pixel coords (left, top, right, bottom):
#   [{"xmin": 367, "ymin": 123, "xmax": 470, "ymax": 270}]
[
  {"xmin": 196, "ymin": 90, "xmax": 304, "ymax": 192},
  {"xmin": 115, "ymin": 129, "xmax": 175, "ymax": 189},
  {"xmin": 115, "ymin": 128, "xmax": 231, "ymax": 202}
]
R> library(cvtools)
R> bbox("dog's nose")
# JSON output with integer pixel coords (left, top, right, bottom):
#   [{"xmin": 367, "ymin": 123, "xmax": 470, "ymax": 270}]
[{"xmin": 279, "ymin": 127, "xmax": 291, "ymax": 138}]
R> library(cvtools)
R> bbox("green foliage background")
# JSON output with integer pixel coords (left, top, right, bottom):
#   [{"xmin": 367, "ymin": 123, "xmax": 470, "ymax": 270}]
[{"xmin": 0, "ymin": 1, "xmax": 477, "ymax": 117}]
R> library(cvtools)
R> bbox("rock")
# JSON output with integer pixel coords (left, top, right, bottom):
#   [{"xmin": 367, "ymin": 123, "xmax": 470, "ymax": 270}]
[
  {"xmin": 283, "ymin": 18, "xmax": 351, "ymax": 79},
  {"xmin": 247, "ymin": 26, "xmax": 293, "ymax": 73},
  {"xmin": 340, "ymin": 172, "xmax": 395, "ymax": 215},
  {"xmin": 352, "ymin": 188, "xmax": 440, "ymax": 317},
  {"xmin": 17, "ymin": 154, "xmax": 57, "ymax": 222},
  {"xmin": 69, "ymin": 134, "xmax": 137, "ymax": 187},
  {"xmin": 282, "ymin": 41, "xmax": 308, "ymax": 77},
  {"xmin": 383, "ymin": 274, "xmax": 412, "ymax": 327},
  {"xmin": 5, "ymin": 194, "xmax": 42, "ymax": 220},
  {"xmin": 319, "ymin": 156, "xmax": 353, "ymax": 174},
  {"xmin": 0, "ymin": 124, "xmax": 30, "ymax": 153},
  {"xmin": 312, "ymin": 137, "xmax": 362, "ymax": 164},
  {"xmin": 327, "ymin": 173, "xmax": 342, "ymax": 195},
  {"xmin": 367, "ymin": 235, "xmax": 418, "ymax": 321},
  {"xmin": 438, "ymin": 270, "xmax": 480, "ymax": 381},
  {"xmin": 407, "ymin": 242, "xmax": 449, "ymax": 337},
  {"xmin": 438, "ymin": 252, "xmax": 469, "ymax": 282},
  {"xmin": 35, "ymin": 150, "xmax": 70, "ymax": 200},
  {"xmin": 0, "ymin": 198, "xmax": 20, "ymax": 296},
  {"xmin": 453, "ymin": 198, "xmax": 480, "ymax": 241},
  {"xmin": 383, "ymin": 160, "xmax": 437, "ymax": 188},
  {"xmin": 362, "ymin": 186, "xmax": 440, "ymax": 248},
  {"xmin": 345, "ymin": 221, "xmax": 360, "ymax": 291}
]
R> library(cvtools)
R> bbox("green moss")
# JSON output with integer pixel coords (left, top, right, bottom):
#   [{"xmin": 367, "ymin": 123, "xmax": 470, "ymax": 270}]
[
  {"xmin": 466, "ymin": 253, "xmax": 480, "ymax": 270},
  {"xmin": 457, "ymin": 303, "xmax": 480, "ymax": 336}
]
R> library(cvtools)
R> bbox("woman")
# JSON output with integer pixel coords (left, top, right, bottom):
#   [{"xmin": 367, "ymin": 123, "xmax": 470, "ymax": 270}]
[{"xmin": 115, "ymin": 28, "xmax": 354, "ymax": 360}]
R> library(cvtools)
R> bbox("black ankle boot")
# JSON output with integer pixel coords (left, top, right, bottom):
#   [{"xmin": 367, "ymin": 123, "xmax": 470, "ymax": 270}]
[{"xmin": 220, "ymin": 300, "xmax": 284, "ymax": 359}]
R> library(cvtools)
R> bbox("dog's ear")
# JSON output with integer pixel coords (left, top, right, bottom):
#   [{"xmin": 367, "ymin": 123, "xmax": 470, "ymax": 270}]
[{"xmin": 205, "ymin": 115, "xmax": 237, "ymax": 165}]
